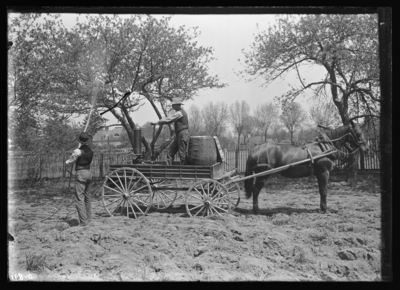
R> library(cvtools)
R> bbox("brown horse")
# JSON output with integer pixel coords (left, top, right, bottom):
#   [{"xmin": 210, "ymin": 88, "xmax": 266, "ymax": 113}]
[{"xmin": 244, "ymin": 121, "xmax": 369, "ymax": 214}]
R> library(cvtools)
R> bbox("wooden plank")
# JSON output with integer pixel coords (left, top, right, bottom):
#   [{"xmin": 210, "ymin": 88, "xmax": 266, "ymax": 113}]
[
  {"xmin": 110, "ymin": 164, "xmax": 216, "ymax": 170},
  {"xmin": 109, "ymin": 167, "xmax": 211, "ymax": 173},
  {"xmin": 213, "ymin": 136, "xmax": 225, "ymax": 163},
  {"xmin": 108, "ymin": 172, "xmax": 211, "ymax": 179}
]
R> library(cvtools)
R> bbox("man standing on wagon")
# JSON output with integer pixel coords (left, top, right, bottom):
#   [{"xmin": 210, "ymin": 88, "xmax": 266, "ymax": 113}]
[
  {"xmin": 151, "ymin": 98, "xmax": 189, "ymax": 165},
  {"xmin": 65, "ymin": 132, "xmax": 94, "ymax": 226}
]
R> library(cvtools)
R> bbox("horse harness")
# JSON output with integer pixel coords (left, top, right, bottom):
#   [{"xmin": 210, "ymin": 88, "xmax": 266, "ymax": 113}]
[
  {"xmin": 250, "ymin": 126, "xmax": 363, "ymax": 174},
  {"xmin": 315, "ymin": 132, "xmax": 339, "ymax": 160}
]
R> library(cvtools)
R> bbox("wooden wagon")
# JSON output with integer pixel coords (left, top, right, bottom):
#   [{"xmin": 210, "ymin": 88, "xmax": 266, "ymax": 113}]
[{"xmin": 101, "ymin": 135, "xmax": 242, "ymax": 218}]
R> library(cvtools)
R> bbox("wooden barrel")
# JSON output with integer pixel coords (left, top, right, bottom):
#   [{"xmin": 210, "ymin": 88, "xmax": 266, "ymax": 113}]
[{"xmin": 187, "ymin": 136, "xmax": 218, "ymax": 165}]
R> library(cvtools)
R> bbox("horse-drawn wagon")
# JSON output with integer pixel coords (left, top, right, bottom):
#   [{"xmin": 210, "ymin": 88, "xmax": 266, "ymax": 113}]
[
  {"xmin": 101, "ymin": 135, "xmax": 241, "ymax": 219},
  {"xmin": 99, "ymin": 121, "xmax": 369, "ymax": 218}
]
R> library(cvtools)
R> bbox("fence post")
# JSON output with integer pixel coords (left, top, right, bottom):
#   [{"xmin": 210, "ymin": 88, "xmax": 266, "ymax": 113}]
[
  {"xmin": 100, "ymin": 153, "xmax": 103, "ymax": 178},
  {"xmin": 62, "ymin": 154, "xmax": 66, "ymax": 178},
  {"xmin": 224, "ymin": 148, "xmax": 227, "ymax": 171},
  {"xmin": 39, "ymin": 155, "xmax": 42, "ymax": 180},
  {"xmin": 360, "ymin": 150, "xmax": 365, "ymax": 170},
  {"xmin": 235, "ymin": 146, "xmax": 239, "ymax": 170}
]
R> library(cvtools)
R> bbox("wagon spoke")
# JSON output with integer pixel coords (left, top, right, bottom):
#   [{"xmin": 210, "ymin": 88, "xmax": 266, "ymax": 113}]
[
  {"xmin": 188, "ymin": 192, "xmax": 205, "ymax": 202},
  {"xmin": 127, "ymin": 171, "xmax": 135, "ymax": 192},
  {"xmin": 130, "ymin": 196, "xmax": 150, "ymax": 207},
  {"xmin": 128, "ymin": 199, "xmax": 137, "ymax": 219},
  {"xmin": 111, "ymin": 198, "xmax": 124, "ymax": 215},
  {"xmin": 130, "ymin": 184, "xmax": 150, "ymax": 195},
  {"xmin": 209, "ymin": 205, "xmax": 221, "ymax": 216},
  {"xmin": 210, "ymin": 189, "xmax": 225, "ymax": 201},
  {"xmin": 122, "ymin": 168, "xmax": 126, "ymax": 191},
  {"xmin": 213, "ymin": 204, "xmax": 228, "ymax": 213},
  {"xmin": 223, "ymin": 179, "xmax": 241, "ymax": 209},
  {"xmin": 159, "ymin": 191, "xmax": 175, "ymax": 201},
  {"xmin": 200, "ymin": 183, "xmax": 207, "ymax": 197},
  {"xmin": 193, "ymin": 187, "xmax": 207, "ymax": 199},
  {"xmin": 115, "ymin": 170, "xmax": 125, "ymax": 191},
  {"xmin": 108, "ymin": 177, "xmax": 125, "ymax": 193},
  {"xmin": 129, "ymin": 198, "xmax": 145, "ymax": 215},
  {"xmin": 187, "ymin": 203, "xmax": 204, "ymax": 212},
  {"xmin": 128, "ymin": 176, "xmax": 143, "ymax": 192},
  {"xmin": 157, "ymin": 192, "xmax": 168, "ymax": 208},
  {"xmin": 104, "ymin": 185, "xmax": 124, "ymax": 195},
  {"xmin": 104, "ymin": 197, "xmax": 123, "ymax": 208},
  {"xmin": 194, "ymin": 206, "xmax": 205, "ymax": 217},
  {"xmin": 102, "ymin": 194, "xmax": 122, "ymax": 198},
  {"xmin": 211, "ymin": 195, "xmax": 228, "ymax": 202}
]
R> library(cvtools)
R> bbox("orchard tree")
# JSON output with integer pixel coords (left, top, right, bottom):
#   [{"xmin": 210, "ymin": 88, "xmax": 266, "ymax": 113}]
[
  {"xmin": 240, "ymin": 15, "xmax": 380, "ymax": 125},
  {"xmin": 254, "ymin": 102, "xmax": 280, "ymax": 141},
  {"xmin": 240, "ymin": 14, "xmax": 380, "ymax": 184},
  {"xmin": 9, "ymin": 14, "xmax": 225, "ymax": 159},
  {"xmin": 280, "ymin": 102, "xmax": 308, "ymax": 143},
  {"xmin": 229, "ymin": 100, "xmax": 251, "ymax": 145}
]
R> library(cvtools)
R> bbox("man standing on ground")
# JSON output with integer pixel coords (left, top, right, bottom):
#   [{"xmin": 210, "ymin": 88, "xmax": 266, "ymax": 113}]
[
  {"xmin": 65, "ymin": 132, "xmax": 94, "ymax": 226},
  {"xmin": 151, "ymin": 98, "xmax": 190, "ymax": 165}
]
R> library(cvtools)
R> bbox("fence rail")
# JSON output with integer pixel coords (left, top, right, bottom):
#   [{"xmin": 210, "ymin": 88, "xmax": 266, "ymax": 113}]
[{"xmin": 8, "ymin": 139, "xmax": 380, "ymax": 182}]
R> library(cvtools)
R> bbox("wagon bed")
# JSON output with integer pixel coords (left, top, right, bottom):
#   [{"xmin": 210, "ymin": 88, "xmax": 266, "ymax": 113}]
[{"xmin": 109, "ymin": 161, "xmax": 224, "ymax": 180}]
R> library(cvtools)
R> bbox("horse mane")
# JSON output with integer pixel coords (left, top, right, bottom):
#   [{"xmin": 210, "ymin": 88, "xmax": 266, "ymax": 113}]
[
  {"xmin": 322, "ymin": 124, "xmax": 351, "ymax": 149},
  {"xmin": 324, "ymin": 124, "xmax": 348, "ymax": 139}
]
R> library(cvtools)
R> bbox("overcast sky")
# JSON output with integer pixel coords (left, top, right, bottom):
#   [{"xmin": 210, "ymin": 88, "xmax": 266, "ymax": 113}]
[{"xmin": 12, "ymin": 12, "xmax": 325, "ymax": 128}]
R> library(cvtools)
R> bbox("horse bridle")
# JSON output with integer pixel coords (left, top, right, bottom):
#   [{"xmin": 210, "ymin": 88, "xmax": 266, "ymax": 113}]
[{"xmin": 347, "ymin": 127, "xmax": 367, "ymax": 151}]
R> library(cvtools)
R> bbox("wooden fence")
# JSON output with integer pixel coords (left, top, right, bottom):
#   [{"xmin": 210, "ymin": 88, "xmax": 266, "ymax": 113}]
[{"xmin": 8, "ymin": 139, "xmax": 380, "ymax": 182}]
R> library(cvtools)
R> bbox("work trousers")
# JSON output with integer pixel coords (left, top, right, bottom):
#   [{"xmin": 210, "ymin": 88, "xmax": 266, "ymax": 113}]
[
  {"xmin": 74, "ymin": 169, "xmax": 92, "ymax": 226},
  {"xmin": 167, "ymin": 129, "xmax": 189, "ymax": 165}
]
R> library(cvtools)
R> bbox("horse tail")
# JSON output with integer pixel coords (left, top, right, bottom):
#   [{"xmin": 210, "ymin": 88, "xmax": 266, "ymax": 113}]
[{"xmin": 244, "ymin": 153, "xmax": 254, "ymax": 199}]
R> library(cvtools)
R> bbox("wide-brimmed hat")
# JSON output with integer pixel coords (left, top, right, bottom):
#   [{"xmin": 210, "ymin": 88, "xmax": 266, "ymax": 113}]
[
  {"xmin": 171, "ymin": 98, "xmax": 184, "ymax": 105},
  {"xmin": 78, "ymin": 132, "xmax": 92, "ymax": 144}
]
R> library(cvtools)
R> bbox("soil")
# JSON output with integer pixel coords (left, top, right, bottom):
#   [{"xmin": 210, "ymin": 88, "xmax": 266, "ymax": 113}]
[{"xmin": 8, "ymin": 174, "xmax": 381, "ymax": 281}]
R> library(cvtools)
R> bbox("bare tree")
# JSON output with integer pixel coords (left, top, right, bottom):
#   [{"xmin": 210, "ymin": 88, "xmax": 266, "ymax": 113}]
[
  {"xmin": 202, "ymin": 101, "xmax": 228, "ymax": 136},
  {"xmin": 309, "ymin": 96, "xmax": 341, "ymax": 128},
  {"xmin": 242, "ymin": 115, "xmax": 257, "ymax": 144},
  {"xmin": 187, "ymin": 104, "xmax": 204, "ymax": 136},
  {"xmin": 280, "ymin": 102, "xmax": 308, "ymax": 143},
  {"xmin": 254, "ymin": 102, "xmax": 280, "ymax": 141},
  {"xmin": 229, "ymin": 100, "xmax": 251, "ymax": 145}
]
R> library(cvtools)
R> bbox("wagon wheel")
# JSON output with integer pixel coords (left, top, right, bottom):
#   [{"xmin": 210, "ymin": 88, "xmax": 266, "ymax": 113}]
[
  {"xmin": 222, "ymin": 177, "xmax": 241, "ymax": 209},
  {"xmin": 102, "ymin": 167, "xmax": 152, "ymax": 218},
  {"xmin": 185, "ymin": 179, "xmax": 231, "ymax": 217},
  {"xmin": 149, "ymin": 179, "xmax": 179, "ymax": 210}
]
